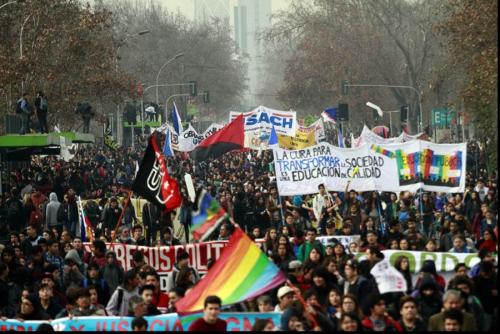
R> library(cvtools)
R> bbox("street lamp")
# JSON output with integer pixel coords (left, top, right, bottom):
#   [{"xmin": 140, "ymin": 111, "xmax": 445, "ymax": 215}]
[
  {"xmin": 115, "ymin": 29, "xmax": 150, "ymax": 71},
  {"xmin": 0, "ymin": 0, "xmax": 19, "ymax": 10},
  {"xmin": 366, "ymin": 102, "xmax": 400, "ymax": 135},
  {"xmin": 155, "ymin": 53, "xmax": 185, "ymax": 104},
  {"xmin": 114, "ymin": 29, "xmax": 150, "ymax": 148}
]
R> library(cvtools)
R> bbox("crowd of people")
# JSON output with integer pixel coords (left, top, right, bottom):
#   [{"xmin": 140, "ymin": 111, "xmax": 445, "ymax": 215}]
[{"xmin": 0, "ymin": 135, "xmax": 497, "ymax": 331}]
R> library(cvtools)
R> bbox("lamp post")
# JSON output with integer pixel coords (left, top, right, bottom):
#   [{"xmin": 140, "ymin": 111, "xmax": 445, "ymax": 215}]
[
  {"xmin": 366, "ymin": 102, "xmax": 400, "ymax": 136},
  {"xmin": 19, "ymin": 13, "xmax": 31, "ymax": 92},
  {"xmin": 0, "ymin": 0, "xmax": 18, "ymax": 11},
  {"xmin": 155, "ymin": 53, "xmax": 184, "ymax": 104},
  {"xmin": 344, "ymin": 82, "xmax": 423, "ymax": 133},
  {"xmin": 115, "ymin": 29, "xmax": 150, "ymax": 72},
  {"xmin": 114, "ymin": 29, "xmax": 150, "ymax": 148}
]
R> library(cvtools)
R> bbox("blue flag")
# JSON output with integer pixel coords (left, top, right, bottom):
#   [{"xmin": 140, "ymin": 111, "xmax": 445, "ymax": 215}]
[
  {"xmin": 172, "ymin": 102, "xmax": 183, "ymax": 135},
  {"xmin": 322, "ymin": 107, "xmax": 337, "ymax": 124},
  {"xmin": 268, "ymin": 126, "xmax": 278, "ymax": 148},
  {"xmin": 163, "ymin": 128, "xmax": 174, "ymax": 157}
]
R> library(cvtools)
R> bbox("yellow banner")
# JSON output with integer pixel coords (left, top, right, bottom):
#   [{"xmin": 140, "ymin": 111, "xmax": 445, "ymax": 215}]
[{"xmin": 278, "ymin": 128, "xmax": 316, "ymax": 149}]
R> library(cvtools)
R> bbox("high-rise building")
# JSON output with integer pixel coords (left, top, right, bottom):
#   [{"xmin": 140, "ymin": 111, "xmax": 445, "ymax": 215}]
[
  {"xmin": 194, "ymin": 0, "xmax": 230, "ymax": 24},
  {"xmin": 232, "ymin": 0, "xmax": 272, "ymax": 107}
]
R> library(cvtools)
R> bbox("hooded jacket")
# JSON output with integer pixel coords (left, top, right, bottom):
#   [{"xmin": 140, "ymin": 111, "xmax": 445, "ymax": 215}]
[
  {"xmin": 63, "ymin": 249, "xmax": 86, "ymax": 289},
  {"xmin": 45, "ymin": 193, "xmax": 62, "ymax": 227},
  {"xmin": 413, "ymin": 276, "xmax": 443, "ymax": 327},
  {"xmin": 102, "ymin": 251, "xmax": 124, "ymax": 294}
]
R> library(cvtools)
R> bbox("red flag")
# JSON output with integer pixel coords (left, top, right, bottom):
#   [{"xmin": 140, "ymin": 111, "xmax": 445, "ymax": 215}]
[{"xmin": 190, "ymin": 114, "xmax": 244, "ymax": 161}]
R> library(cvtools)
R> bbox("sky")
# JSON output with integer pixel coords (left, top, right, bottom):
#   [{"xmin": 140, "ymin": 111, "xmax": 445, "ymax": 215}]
[{"xmin": 156, "ymin": 0, "xmax": 291, "ymax": 20}]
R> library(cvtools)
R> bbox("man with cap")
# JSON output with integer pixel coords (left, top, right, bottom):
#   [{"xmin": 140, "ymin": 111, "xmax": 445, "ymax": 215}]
[
  {"xmin": 275, "ymin": 286, "xmax": 295, "ymax": 312},
  {"xmin": 339, "ymin": 259, "xmax": 371, "ymax": 302},
  {"xmin": 165, "ymin": 251, "xmax": 200, "ymax": 293},
  {"xmin": 287, "ymin": 260, "xmax": 303, "ymax": 283}
]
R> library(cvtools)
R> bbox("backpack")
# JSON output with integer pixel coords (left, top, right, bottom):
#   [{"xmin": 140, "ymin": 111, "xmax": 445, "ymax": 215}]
[{"xmin": 16, "ymin": 100, "xmax": 23, "ymax": 114}]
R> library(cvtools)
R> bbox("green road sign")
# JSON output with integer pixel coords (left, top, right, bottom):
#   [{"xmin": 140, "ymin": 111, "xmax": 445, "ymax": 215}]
[{"xmin": 432, "ymin": 108, "xmax": 455, "ymax": 128}]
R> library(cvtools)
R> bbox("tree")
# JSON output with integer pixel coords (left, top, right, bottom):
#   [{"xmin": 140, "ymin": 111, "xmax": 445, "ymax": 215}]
[
  {"xmin": 436, "ymin": 0, "xmax": 498, "ymax": 172},
  {"xmin": 0, "ymin": 0, "xmax": 134, "ymax": 130},
  {"xmin": 107, "ymin": 0, "xmax": 246, "ymax": 122},
  {"xmin": 265, "ymin": 0, "xmax": 446, "ymax": 134}
]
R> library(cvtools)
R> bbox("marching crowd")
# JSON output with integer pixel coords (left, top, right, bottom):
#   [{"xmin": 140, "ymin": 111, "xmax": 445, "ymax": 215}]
[{"xmin": 0, "ymin": 138, "xmax": 497, "ymax": 331}]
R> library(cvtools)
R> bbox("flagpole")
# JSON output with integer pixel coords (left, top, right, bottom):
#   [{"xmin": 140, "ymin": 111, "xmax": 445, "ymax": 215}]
[
  {"xmin": 111, "ymin": 189, "xmax": 133, "ymax": 244},
  {"xmin": 286, "ymin": 280, "xmax": 319, "ymax": 329}
]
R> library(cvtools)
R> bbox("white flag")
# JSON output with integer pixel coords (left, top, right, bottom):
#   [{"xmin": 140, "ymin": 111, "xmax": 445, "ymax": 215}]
[{"xmin": 370, "ymin": 260, "xmax": 407, "ymax": 294}]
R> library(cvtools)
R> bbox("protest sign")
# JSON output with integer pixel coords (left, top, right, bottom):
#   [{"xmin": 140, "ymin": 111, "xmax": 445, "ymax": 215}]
[
  {"xmin": 352, "ymin": 125, "xmax": 422, "ymax": 148},
  {"xmin": 202, "ymin": 123, "xmax": 224, "ymax": 138},
  {"xmin": 370, "ymin": 260, "xmax": 407, "ymax": 294},
  {"xmin": 356, "ymin": 250, "xmax": 480, "ymax": 273},
  {"xmin": 83, "ymin": 241, "xmax": 229, "ymax": 291},
  {"xmin": 311, "ymin": 118, "xmax": 326, "ymax": 142},
  {"xmin": 277, "ymin": 127, "xmax": 316, "ymax": 150},
  {"xmin": 229, "ymin": 106, "xmax": 296, "ymax": 135},
  {"xmin": 316, "ymin": 235, "xmax": 360, "ymax": 250},
  {"xmin": 273, "ymin": 142, "xmax": 399, "ymax": 195},
  {"xmin": 274, "ymin": 140, "xmax": 466, "ymax": 195},
  {"xmin": 0, "ymin": 313, "xmax": 281, "ymax": 332}
]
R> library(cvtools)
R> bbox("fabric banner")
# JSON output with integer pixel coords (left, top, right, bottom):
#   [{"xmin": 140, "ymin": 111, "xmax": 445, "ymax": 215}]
[
  {"xmin": 356, "ymin": 250, "xmax": 479, "ymax": 273},
  {"xmin": 274, "ymin": 140, "xmax": 466, "ymax": 195},
  {"xmin": 83, "ymin": 241, "xmax": 229, "ymax": 291},
  {"xmin": 170, "ymin": 124, "xmax": 204, "ymax": 152},
  {"xmin": 169, "ymin": 123, "xmax": 225, "ymax": 152},
  {"xmin": 202, "ymin": 123, "xmax": 224, "ymax": 138},
  {"xmin": 230, "ymin": 106, "xmax": 297, "ymax": 149},
  {"xmin": 311, "ymin": 118, "xmax": 326, "ymax": 142},
  {"xmin": 352, "ymin": 125, "xmax": 423, "ymax": 148},
  {"xmin": 273, "ymin": 142, "xmax": 399, "ymax": 195},
  {"xmin": 0, "ymin": 312, "xmax": 281, "ymax": 332}
]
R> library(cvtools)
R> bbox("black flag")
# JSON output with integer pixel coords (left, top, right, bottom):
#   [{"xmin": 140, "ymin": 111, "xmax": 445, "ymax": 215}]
[{"xmin": 132, "ymin": 133, "xmax": 181, "ymax": 210}]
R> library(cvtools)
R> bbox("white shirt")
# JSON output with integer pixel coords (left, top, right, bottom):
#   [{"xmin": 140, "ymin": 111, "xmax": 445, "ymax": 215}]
[{"xmin": 145, "ymin": 106, "xmax": 156, "ymax": 114}]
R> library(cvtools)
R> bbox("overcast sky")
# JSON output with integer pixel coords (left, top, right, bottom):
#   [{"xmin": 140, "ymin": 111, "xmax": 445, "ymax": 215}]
[{"xmin": 156, "ymin": 0, "xmax": 291, "ymax": 20}]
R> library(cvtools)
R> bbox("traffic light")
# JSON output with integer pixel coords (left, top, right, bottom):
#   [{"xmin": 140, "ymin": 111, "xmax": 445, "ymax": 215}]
[
  {"xmin": 338, "ymin": 103, "xmax": 349, "ymax": 121},
  {"xmin": 189, "ymin": 81, "xmax": 197, "ymax": 97},
  {"xmin": 341, "ymin": 80, "xmax": 349, "ymax": 96},
  {"xmin": 400, "ymin": 105, "xmax": 409, "ymax": 123},
  {"xmin": 203, "ymin": 91, "xmax": 210, "ymax": 103}
]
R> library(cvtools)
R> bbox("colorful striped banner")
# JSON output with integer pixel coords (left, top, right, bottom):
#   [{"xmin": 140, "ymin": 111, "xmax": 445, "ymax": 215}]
[{"xmin": 175, "ymin": 228, "xmax": 287, "ymax": 314}]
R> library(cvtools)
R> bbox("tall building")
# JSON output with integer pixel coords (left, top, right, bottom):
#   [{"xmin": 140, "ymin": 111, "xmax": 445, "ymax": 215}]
[
  {"xmin": 232, "ymin": 0, "xmax": 272, "ymax": 107},
  {"xmin": 194, "ymin": 0, "xmax": 230, "ymax": 24}
]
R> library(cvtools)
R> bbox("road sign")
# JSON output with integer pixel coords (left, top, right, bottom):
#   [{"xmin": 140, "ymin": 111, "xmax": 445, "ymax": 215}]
[{"xmin": 432, "ymin": 108, "xmax": 455, "ymax": 127}]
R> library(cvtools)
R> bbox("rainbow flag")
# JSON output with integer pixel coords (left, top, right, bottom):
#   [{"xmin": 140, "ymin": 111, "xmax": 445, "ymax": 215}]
[
  {"xmin": 370, "ymin": 144, "xmax": 395, "ymax": 158},
  {"xmin": 175, "ymin": 227, "xmax": 287, "ymax": 314},
  {"xmin": 191, "ymin": 190, "xmax": 228, "ymax": 242},
  {"xmin": 77, "ymin": 196, "xmax": 93, "ymax": 242}
]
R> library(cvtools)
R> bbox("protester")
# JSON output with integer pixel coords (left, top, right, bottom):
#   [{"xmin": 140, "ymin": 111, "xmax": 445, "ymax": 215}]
[{"xmin": 187, "ymin": 295, "xmax": 227, "ymax": 331}]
